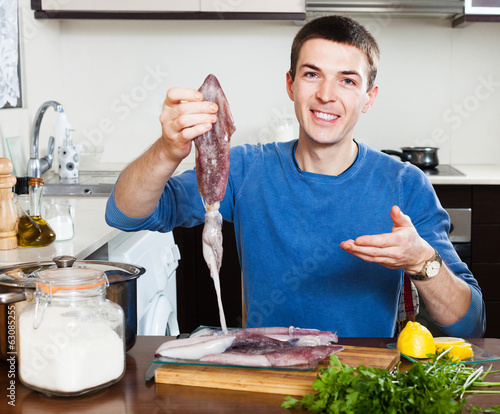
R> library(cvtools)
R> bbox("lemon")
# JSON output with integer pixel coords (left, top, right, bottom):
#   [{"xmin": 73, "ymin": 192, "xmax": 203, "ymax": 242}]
[
  {"xmin": 397, "ymin": 321, "xmax": 435, "ymax": 359},
  {"xmin": 434, "ymin": 337, "xmax": 465, "ymax": 348},
  {"xmin": 446, "ymin": 343, "xmax": 474, "ymax": 361},
  {"xmin": 434, "ymin": 337, "xmax": 473, "ymax": 361}
]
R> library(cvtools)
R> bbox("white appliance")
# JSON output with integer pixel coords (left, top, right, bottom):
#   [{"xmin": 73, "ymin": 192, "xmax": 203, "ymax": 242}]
[{"xmin": 108, "ymin": 230, "xmax": 180, "ymax": 336}]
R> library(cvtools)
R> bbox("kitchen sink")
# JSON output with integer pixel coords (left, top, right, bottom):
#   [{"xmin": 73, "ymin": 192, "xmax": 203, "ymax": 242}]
[{"xmin": 42, "ymin": 170, "xmax": 121, "ymax": 197}]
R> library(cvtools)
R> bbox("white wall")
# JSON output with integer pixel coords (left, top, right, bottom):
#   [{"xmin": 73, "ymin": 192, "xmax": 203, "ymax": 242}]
[
  {"xmin": 1, "ymin": 2, "xmax": 499, "ymax": 170},
  {"xmin": 59, "ymin": 18, "xmax": 298, "ymax": 168},
  {"xmin": 362, "ymin": 17, "xmax": 500, "ymax": 165}
]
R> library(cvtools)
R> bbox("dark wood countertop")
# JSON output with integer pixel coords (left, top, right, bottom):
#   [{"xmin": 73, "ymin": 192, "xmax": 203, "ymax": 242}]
[{"xmin": 2, "ymin": 336, "xmax": 500, "ymax": 413}]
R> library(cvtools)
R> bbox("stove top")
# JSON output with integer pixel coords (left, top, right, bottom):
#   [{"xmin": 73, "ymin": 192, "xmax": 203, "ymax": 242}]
[{"xmin": 422, "ymin": 165, "xmax": 465, "ymax": 177}]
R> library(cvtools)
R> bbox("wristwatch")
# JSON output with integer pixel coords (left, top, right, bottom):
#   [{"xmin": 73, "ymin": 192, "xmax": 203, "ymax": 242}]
[{"xmin": 406, "ymin": 249, "xmax": 442, "ymax": 281}]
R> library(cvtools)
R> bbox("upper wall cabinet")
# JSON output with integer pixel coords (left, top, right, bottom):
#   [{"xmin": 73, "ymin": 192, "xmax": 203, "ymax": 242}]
[{"xmin": 31, "ymin": 0, "xmax": 306, "ymax": 20}]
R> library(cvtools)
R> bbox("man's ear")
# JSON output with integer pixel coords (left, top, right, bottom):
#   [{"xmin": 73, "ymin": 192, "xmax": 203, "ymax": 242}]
[
  {"xmin": 362, "ymin": 84, "xmax": 379, "ymax": 113},
  {"xmin": 286, "ymin": 71, "xmax": 295, "ymax": 101}
]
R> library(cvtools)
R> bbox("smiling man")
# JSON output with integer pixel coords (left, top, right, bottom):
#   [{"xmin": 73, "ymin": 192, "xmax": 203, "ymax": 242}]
[
  {"xmin": 287, "ymin": 38, "xmax": 377, "ymax": 175},
  {"xmin": 106, "ymin": 16, "xmax": 485, "ymax": 338}
]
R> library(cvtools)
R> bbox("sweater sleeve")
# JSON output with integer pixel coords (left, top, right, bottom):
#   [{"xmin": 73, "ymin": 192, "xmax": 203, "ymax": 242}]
[
  {"xmin": 434, "ymin": 286, "xmax": 486, "ymax": 338},
  {"xmin": 105, "ymin": 168, "xmax": 207, "ymax": 232},
  {"xmin": 400, "ymin": 164, "xmax": 485, "ymax": 338},
  {"xmin": 105, "ymin": 188, "xmax": 156, "ymax": 231}
]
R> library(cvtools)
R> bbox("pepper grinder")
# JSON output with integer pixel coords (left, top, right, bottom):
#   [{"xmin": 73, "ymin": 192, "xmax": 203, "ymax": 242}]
[{"xmin": 0, "ymin": 158, "xmax": 18, "ymax": 250}]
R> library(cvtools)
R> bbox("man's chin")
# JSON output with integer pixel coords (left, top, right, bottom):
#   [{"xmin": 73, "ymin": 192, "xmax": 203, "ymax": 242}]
[{"xmin": 299, "ymin": 135, "xmax": 348, "ymax": 147}]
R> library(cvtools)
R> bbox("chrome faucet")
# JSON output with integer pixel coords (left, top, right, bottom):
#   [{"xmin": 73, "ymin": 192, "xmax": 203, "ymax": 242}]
[{"xmin": 27, "ymin": 101, "xmax": 63, "ymax": 178}]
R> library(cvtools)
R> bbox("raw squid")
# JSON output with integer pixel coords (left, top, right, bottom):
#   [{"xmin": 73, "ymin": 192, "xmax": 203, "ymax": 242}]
[
  {"xmin": 194, "ymin": 74, "xmax": 236, "ymax": 333},
  {"xmin": 229, "ymin": 332, "xmax": 295, "ymax": 349},
  {"xmin": 237, "ymin": 326, "xmax": 339, "ymax": 345},
  {"xmin": 200, "ymin": 345, "xmax": 343, "ymax": 368},
  {"xmin": 201, "ymin": 352, "xmax": 270, "ymax": 367},
  {"xmin": 154, "ymin": 326, "xmax": 341, "ymax": 367},
  {"xmin": 154, "ymin": 335, "xmax": 235, "ymax": 359},
  {"xmin": 265, "ymin": 345, "xmax": 343, "ymax": 367},
  {"xmin": 189, "ymin": 326, "xmax": 338, "ymax": 345}
]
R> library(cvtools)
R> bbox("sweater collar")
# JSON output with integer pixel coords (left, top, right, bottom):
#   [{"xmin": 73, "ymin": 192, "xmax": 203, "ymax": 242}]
[{"xmin": 290, "ymin": 140, "xmax": 361, "ymax": 178}]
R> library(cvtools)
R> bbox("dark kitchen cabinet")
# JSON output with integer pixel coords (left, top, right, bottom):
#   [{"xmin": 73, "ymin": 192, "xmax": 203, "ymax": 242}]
[
  {"xmin": 434, "ymin": 184, "xmax": 500, "ymax": 338},
  {"xmin": 174, "ymin": 222, "xmax": 243, "ymax": 334},
  {"xmin": 471, "ymin": 186, "xmax": 500, "ymax": 339}
]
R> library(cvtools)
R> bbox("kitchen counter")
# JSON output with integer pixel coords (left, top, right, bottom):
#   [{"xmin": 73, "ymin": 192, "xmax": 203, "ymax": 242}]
[
  {"xmin": 428, "ymin": 164, "xmax": 500, "ymax": 185},
  {"xmin": 1, "ymin": 336, "xmax": 499, "ymax": 413},
  {"xmin": 0, "ymin": 196, "xmax": 120, "ymax": 266}
]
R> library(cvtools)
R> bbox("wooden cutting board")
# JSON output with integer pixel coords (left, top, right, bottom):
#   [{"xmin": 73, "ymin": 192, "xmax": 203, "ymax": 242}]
[{"xmin": 154, "ymin": 345, "xmax": 400, "ymax": 395}]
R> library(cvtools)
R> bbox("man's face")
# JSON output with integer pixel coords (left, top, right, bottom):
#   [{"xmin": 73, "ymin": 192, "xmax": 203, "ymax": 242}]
[{"xmin": 286, "ymin": 38, "xmax": 378, "ymax": 146}]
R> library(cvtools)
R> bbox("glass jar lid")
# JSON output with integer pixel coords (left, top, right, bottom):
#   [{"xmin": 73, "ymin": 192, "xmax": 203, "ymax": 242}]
[{"xmin": 36, "ymin": 268, "xmax": 106, "ymax": 294}]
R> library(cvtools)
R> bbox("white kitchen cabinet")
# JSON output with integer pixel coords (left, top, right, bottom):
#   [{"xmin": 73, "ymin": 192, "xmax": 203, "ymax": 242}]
[
  {"xmin": 200, "ymin": 0, "xmax": 305, "ymax": 13},
  {"xmin": 35, "ymin": 0, "xmax": 200, "ymax": 12},
  {"xmin": 32, "ymin": 0, "xmax": 306, "ymax": 19}
]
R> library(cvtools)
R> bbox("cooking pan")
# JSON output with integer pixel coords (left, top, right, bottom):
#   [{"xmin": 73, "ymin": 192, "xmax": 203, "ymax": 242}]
[
  {"xmin": 382, "ymin": 147, "xmax": 439, "ymax": 169},
  {"xmin": 0, "ymin": 255, "xmax": 145, "ymax": 359}
]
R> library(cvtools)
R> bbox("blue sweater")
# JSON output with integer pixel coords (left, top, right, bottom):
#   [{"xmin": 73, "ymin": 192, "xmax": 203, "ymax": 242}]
[{"xmin": 106, "ymin": 140, "xmax": 485, "ymax": 338}]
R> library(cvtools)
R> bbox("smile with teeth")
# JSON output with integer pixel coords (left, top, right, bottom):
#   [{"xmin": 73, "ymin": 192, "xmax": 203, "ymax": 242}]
[{"xmin": 312, "ymin": 110, "xmax": 339, "ymax": 121}]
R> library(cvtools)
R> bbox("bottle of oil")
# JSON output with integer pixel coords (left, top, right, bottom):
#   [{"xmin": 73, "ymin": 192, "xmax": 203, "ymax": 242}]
[{"xmin": 17, "ymin": 177, "xmax": 56, "ymax": 247}]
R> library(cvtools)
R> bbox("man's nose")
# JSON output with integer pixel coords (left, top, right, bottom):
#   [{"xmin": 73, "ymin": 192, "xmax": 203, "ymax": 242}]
[{"xmin": 316, "ymin": 80, "xmax": 338, "ymax": 103}]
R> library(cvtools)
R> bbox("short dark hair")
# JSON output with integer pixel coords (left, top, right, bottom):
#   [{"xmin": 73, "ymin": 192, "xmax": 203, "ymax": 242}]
[{"xmin": 289, "ymin": 15, "xmax": 380, "ymax": 91}]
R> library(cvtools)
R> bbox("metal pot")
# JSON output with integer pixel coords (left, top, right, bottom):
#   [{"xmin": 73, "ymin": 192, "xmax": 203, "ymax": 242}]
[
  {"xmin": 381, "ymin": 147, "xmax": 439, "ymax": 169},
  {"xmin": 0, "ymin": 255, "xmax": 144, "ymax": 360}
]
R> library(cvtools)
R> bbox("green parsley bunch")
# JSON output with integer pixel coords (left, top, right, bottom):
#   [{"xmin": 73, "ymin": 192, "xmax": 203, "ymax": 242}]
[{"xmin": 282, "ymin": 351, "xmax": 500, "ymax": 414}]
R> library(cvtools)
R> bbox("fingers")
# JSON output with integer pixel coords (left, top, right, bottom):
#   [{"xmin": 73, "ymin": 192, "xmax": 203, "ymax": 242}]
[
  {"xmin": 341, "ymin": 206, "xmax": 413, "ymax": 252},
  {"xmin": 164, "ymin": 87, "xmax": 218, "ymax": 115},
  {"xmin": 159, "ymin": 87, "xmax": 219, "ymax": 158},
  {"xmin": 340, "ymin": 206, "xmax": 417, "ymax": 269},
  {"xmin": 391, "ymin": 205, "xmax": 413, "ymax": 229},
  {"xmin": 163, "ymin": 89, "xmax": 218, "ymax": 128},
  {"xmin": 341, "ymin": 237, "xmax": 400, "ymax": 256},
  {"xmin": 340, "ymin": 239, "xmax": 407, "ymax": 269},
  {"xmin": 171, "ymin": 112, "xmax": 217, "ymax": 140},
  {"xmin": 165, "ymin": 87, "xmax": 204, "ymax": 105},
  {"xmin": 352, "ymin": 233, "xmax": 395, "ymax": 248}
]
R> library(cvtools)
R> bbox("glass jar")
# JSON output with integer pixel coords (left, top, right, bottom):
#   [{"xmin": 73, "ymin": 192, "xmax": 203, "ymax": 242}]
[
  {"xmin": 44, "ymin": 202, "xmax": 75, "ymax": 241},
  {"xmin": 18, "ymin": 267, "xmax": 125, "ymax": 396}
]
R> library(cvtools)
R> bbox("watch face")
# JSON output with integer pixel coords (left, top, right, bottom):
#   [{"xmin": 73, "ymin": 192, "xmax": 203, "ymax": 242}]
[{"xmin": 426, "ymin": 260, "xmax": 441, "ymax": 277}]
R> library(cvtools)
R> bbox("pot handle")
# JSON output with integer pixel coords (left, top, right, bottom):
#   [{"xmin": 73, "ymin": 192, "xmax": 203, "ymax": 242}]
[
  {"xmin": 0, "ymin": 291, "xmax": 28, "ymax": 305},
  {"xmin": 381, "ymin": 150, "xmax": 407, "ymax": 161},
  {"xmin": 53, "ymin": 255, "xmax": 77, "ymax": 268}
]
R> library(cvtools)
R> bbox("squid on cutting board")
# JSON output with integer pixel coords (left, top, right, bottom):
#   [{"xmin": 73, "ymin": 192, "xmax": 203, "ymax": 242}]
[
  {"xmin": 154, "ymin": 326, "xmax": 343, "ymax": 367},
  {"xmin": 194, "ymin": 74, "xmax": 236, "ymax": 332}
]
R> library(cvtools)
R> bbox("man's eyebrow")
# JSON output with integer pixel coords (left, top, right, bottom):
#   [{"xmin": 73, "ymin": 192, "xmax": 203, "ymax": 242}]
[
  {"xmin": 340, "ymin": 70, "xmax": 362, "ymax": 77},
  {"xmin": 300, "ymin": 63, "xmax": 321, "ymax": 72}
]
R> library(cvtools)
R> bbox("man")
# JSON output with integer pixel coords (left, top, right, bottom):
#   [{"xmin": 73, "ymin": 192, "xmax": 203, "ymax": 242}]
[{"xmin": 106, "ymin": 15, "xmax": 485, "ymax": 337}]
